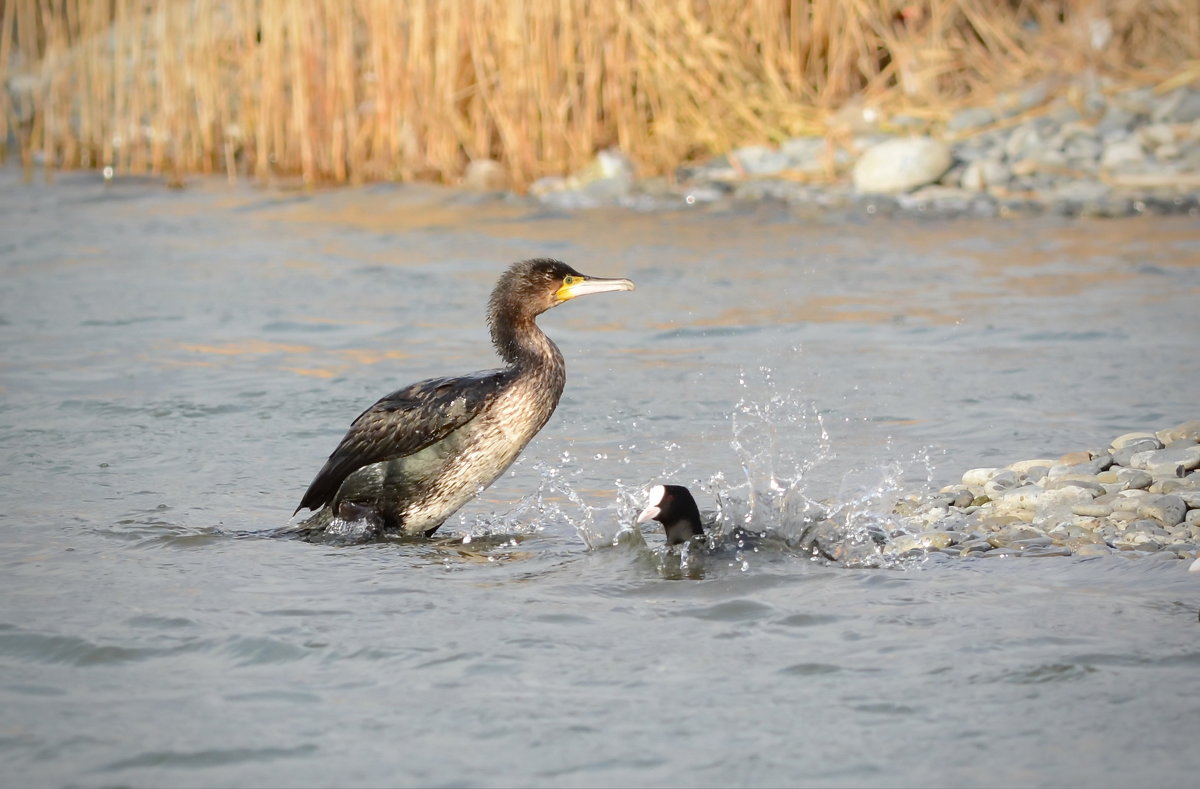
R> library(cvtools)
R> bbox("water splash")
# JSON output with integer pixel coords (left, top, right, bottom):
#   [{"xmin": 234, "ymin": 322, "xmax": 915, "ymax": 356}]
[{"xmin": 455, "ymin": 366, "xmax": 945, "ymax": 572}]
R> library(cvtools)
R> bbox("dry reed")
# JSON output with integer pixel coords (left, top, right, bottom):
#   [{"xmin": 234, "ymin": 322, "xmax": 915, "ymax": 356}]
[{"xmin": 2, "ymin": 0, "xmax": 1198, "ymax": 189}]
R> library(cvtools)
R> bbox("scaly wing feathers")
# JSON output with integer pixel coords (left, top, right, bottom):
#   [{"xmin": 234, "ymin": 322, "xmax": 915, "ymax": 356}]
[{"xmin": 295, "ymin": 370, "xmax": 507, "ymax": 514}]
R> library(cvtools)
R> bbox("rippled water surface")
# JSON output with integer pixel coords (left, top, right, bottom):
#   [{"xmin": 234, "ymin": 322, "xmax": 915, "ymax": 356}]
[{"xmin": 2, "ymin": 166, "xmax": 1199, "ymax": 788}]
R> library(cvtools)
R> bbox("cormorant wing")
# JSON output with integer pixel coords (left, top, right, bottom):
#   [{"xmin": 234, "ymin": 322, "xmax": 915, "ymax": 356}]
[{"xmin": 295, "ymin": 369, "xmax": 507, "ymax": 514}]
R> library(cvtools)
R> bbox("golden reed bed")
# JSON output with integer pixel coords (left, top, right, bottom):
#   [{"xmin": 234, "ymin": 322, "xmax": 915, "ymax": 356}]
[{"xmin": 2, "ymin": 0, "xmax": 1198, "ymax": 189}]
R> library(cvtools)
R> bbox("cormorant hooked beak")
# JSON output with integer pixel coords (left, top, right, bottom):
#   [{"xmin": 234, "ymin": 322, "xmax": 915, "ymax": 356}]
[{"xmin": 554, "ymin": 274, "xmax": 635, "ymax": 303}]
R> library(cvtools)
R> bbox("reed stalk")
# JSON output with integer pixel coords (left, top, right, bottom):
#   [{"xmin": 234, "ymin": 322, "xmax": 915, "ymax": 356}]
[{"xmin": 2, "ymin": 0, "xmax": 1197, "ymax": 188}]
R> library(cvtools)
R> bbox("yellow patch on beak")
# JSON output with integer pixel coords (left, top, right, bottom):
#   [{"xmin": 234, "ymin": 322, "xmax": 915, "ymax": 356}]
[{"xmin": 555, "ymin": 275, "xmax": 636, "ymax": 303}]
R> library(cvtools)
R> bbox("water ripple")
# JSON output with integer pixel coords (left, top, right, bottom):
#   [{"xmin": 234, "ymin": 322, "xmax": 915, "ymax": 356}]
[
  {"xmin": 998, "ymin": 662, "xmax": 1097, "ymax": 684},
  {"xmin": 100, "ymin": 744, "xmax": 317, "ymax": 771},
  {"xmin": 0, "ymin": 629, "xmax": 202, "ymax": 667},
  {"xmin": 680, "ymin": 599, "xmax": 774, "ymax": 621}
]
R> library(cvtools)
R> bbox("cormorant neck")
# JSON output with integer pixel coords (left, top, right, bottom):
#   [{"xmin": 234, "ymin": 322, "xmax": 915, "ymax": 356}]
[{"xmin": 490, "ymin": 311, "xmax": 563, "ymax": 370}]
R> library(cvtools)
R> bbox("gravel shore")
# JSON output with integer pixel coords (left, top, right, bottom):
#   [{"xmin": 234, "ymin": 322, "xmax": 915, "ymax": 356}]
[
  {"xmin": 831, "ymin": 419, "xmax": 1200, "ymax": 564},
  {"xmin": 516, "ymin": 78, "xmax": 1200, "ymax": 219}
]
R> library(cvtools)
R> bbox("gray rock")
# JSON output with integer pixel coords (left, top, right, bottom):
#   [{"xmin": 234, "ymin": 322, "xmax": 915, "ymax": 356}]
[
  {"xmin": 461, "ymin": 159, "xmax": 509, "ymax": 192},
  {"xmin": 1153, "ymin": 143, "xmax": 1182, "ymax": 161},
  {"xmin": 1137, "ymin": 124, "xmax": 1179, "ymax": 150},
  {"xmin": 1096, "ymin": 467, "xmax": 1153, "ymax": 492},
  {"xmin": 1004, "ymin": 123, "xmax": 1044, "ymax": 160},
  {"xmin": 982, "ymin": 546, "xmax": 1026, "ymax": 558},
  {"xmin": 1046, "ymin": 97, "xmax": 1083, "ymax": 125},
  {"xmin": 1072, "ymin": 501, "xmax": 1114, "ymax": 517},
  {"xmin": 897, "ymin": 185, "xmax": 977, "ymax": 214},
  {"xmin": 995, "ymin": 82, "xmax": 1050, "ymax": 118},
  {"xmin": 852, "ymin": 137, "xmax": 953, "ymax": 194},
  {"xmin": 1035, "ymin": 486, "xmax": 1097, "ymax": 527},
  {"xmin": 1129, "ymin": 446, "xmax": 1200, "ymax": 477},
  {"xmin": 1109, "ymin": 509, "xmax": 1142, "ymax": 524},
  {"xmin": 1153, "ymin": 88, "xmax": 1200, "ymax": 124},
  {"xmin": 1112, "ymin": 440, "xmax": 1163, "ymax": 467},
  {"xmin": 1009, "ymin": 536, "xmax": 1054, "ymax": 549},
  {"xmin": 948, "ymin": 107, "xmax": 995, "ymax": 133},
  {"xmin": 1048, "ymin": 454, "xmax": 1113, "ymax": 477},
  {"xmin": 1073, "ymin": 543, "xmax": 1113, "ymax": 557},
  {"xmin": 962, "ymin": 467, "xmax": 1001, "ymax": 488},
  {"xmin": 1050, "ymin": 180, "xmax": 1113, "ymax": 206},
  {"xmin": 986, "ymin": 525, "xmax": 1047, "ymax": 546},
  {"xmin": 1111, "ymin": 432, "xmax": 1163, "ymax": 451},
  {"xmin": 1024, "ymin": 545, "xmax": 1074, "ymax": 558},
  {"xmin": 1100, "ymin": 138, "xmax": 1146, "ymax": 170},
  {"xmin": 1062, "ymin": 136, "xmax": 1103, "ymax": 164},
  {"xmin": 531, "ymin": 148, "xmax": 636, "ymax": 207},
  {"xmin": 1042, "ymin": 476, "xmax": 1105, "ymax": 495},
  {"xmin": 1149, "ymin": 479, "xmax": 1200, "ymax": 495},
  {"xmin": 1097, "ymin": 105, "xmax": 1138, "ymax": 136},
  {"xmin": 1137, "ymin": 494, "xmax": 1188, "ymax": 527},
  {"xmin": 1157, "ymin": 419, "xmax": 1200, "ymax": 444},
  {"xmin": 1007, "ymin": 459, "xmax": 1056, "ymax": 476},
  {"xmin": 960, "ymin": 159, "xmax": 1010, "ymax": 192},
  {"xmin": 1111, "ymin": 491, "xmax": 1151, "ymax": 512},
  {"xmin": 1187, "ymin": 509, "xmax": 1200, "ymax": 527},
  {"xmin": 731, "ymin": 145, "xmax": 790, "ymax": 176},
  {"xmin": 1110, "ymin": 87, "xmax": 1157, "ymax": 117},
  {"xmin": 984, "ymin": 470, "xmax": 1022, "ymax": 497},
  {"xmin": 779, "ymin": 137, "xmax": 845, "ymax": 175}
]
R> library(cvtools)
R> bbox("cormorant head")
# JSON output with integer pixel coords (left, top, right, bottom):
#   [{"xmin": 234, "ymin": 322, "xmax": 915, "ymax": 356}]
[
  {"xmin": 490, "ymin": 258, "xmax": 635, "ymax": 322},
  {"xmin": 637, "ymin": 484, "xmax": 706, "ymax": 546}
]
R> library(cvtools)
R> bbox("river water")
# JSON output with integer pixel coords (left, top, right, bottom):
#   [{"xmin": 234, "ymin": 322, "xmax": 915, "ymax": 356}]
[{"xmin": 2, "ymin": 165, "xmax": 1199, "ymax": 788}]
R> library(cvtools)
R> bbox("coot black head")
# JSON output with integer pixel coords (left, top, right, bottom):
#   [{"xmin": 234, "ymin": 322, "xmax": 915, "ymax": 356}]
[{"xmin": 637, "ymin": 484, "xmax": 706, "ymax": 546}]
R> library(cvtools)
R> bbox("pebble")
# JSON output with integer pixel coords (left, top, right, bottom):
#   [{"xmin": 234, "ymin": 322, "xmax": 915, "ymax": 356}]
[
  {"xmin": 1129, "ymin": 447, "xmax": 1199, "ymax": 479},
  {"xmin": 1042, "ymin": 476, "xmax": 1105, "ymax": 495},
  {"xmin": 1096, "ymin": 467, "xmax": 1153, "ymax": 491},
  {"xmin": 461, "ymin": 159, "xmax": 509, "ymax": 192},
  {"xmin": 962, "ymin": 467, "xmax": 1001, "ymax": 487},
  {"xmin": 948, "ymin": 106, "xmax": 996, "ymax": 133},
  {"xmin": 1111, "ymin": 432, "xmax": 1163, "ymax": 450},
  {"xmin": 983, "ymin": 470, "xmax": 1022, "ymax": 497},
  {"xmin": 1048, "ymin": 454, "xmax": 1112, "ymax": 477},
  {"xmin": 1112, "ymin": 442, "xmax": 1159, "ymax": 467},
  {"xmin": 1149, "ymin": 479, "xmax": 1199, "ymax": 495},
  {"xmin": 960, "ymin": 159, "xmax": 1010, "ymax": 192},
  {"xmin": 1157, "ymin": 420, "xmax": 1200, "ymax": 444},
  {"xmin": 1138, "ymin": 495, "xmax": 1187, "ymax": 526},
  {"xmin": 1024, "ymin": 546, "xmax": 1073, "ymax": 558},
  {"xmin": 1071, "ymin": 501, "xmax": 1113, "ymax": 517},
  {"xmin": 730, "ymin": 145, "xmax": 790, "ymax": 177}
]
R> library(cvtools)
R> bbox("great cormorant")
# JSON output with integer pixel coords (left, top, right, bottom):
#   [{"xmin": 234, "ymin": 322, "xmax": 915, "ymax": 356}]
[{"xmin": 292, "ymin": 258, "xmax": 634, "ymax": 541}]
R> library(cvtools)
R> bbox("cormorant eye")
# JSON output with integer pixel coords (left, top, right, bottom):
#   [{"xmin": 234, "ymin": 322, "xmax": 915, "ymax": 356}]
[{"xmin": 562, "ymin": 275, "xmax": 579, "ymax": 286}]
